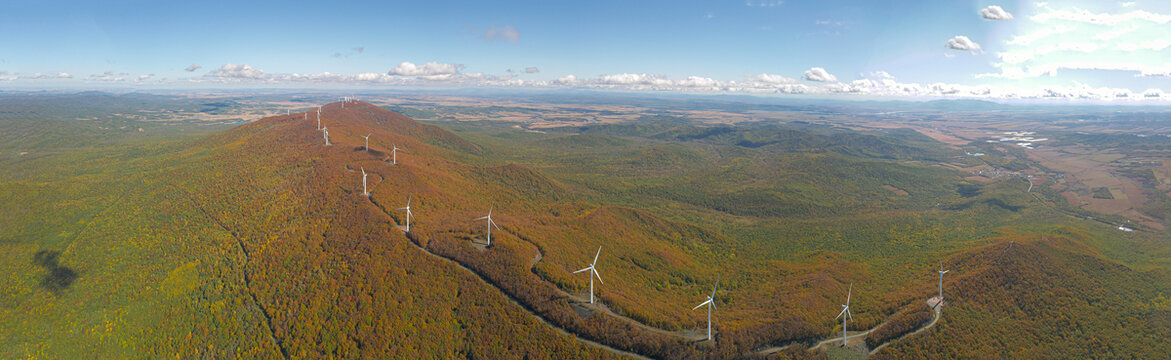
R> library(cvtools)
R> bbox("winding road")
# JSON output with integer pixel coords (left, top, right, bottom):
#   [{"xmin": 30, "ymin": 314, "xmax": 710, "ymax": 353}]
[
  {"xmin": 868, "ymin": 303, "xmax": 942, "ymax": 355},
  {"xmin": 755, "ymin": 301, "xmax": 943, "ymax": 357}
]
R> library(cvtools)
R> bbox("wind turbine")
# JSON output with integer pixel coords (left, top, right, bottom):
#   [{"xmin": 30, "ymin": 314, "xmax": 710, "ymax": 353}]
[
  {"xmin": 361, "ymin": 133, "xmax": 372, "ymax": 152},
  {"xmin": 836, "ymin": 284, "xmax": 854, "ymax": 347},
  {"xmin": 361, "ymin": 167, "xmax": 369, "ymax": 196},
  {"xmin": 396, "ymin": 195, "xmax": 415, "ymax": 232},
  {"xmin": 474, "ymin": 207, "xmax": 501, "ymax": 246},
  {"xmin": 323, "ymin": 126, "xmax": 331, "ymax": 146},
  {"xmin": 573, "ymin": 247, "xmax": 604, "ymax": 304},
  {"xmin": 692, "ymin": 277, "xmax": 719, "ymax": 341},
  {"xmin": 316, "ymin": 108, "xmax": 321, "ymax": 130},
  {"xmin": 391, "ymin": 144, "xmax": 403, "ymax": 165},
  {"xmin": 937, "ymin": 261, "xmax": 950, "ymax": 303}
]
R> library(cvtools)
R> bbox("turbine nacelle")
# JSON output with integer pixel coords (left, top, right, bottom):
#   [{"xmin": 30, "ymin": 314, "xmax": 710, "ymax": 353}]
[
  {"xmin": 573, "ymin": 247, "xmax": 604, "ymax": 303},
  {"xmin": 395, "ymin": 195, "xmax": 415, "ymax": 232}
]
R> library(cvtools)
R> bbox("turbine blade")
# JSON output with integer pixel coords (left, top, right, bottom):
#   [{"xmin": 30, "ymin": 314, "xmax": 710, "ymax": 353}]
[
  {"xmin": 573, "ymin": 266, "xmax": 592, "ymax": 274},
  {"xmin": 406, "ymin": 195, "xmax": 411, "ymax": 206},
  {"xmin": 847, "ymin": 308, "xmax": 854, "ymax": 321},
  {"xmin": 836, "ymin": 308, "xmax": 847, "ymax": 319},
  {"xmin": 592, "ymin": 246, "xmax": 602, "ymax": 265},
  {"xmin": 692, "ymin": 299, "xmax": 712, "ymax": 310},
  {"xmin": 847, "ymin": 284, "xmax": 852, "ymax": 305},
  {"xmin": 474, "ymin": 216, "xmax": 489, "ymax": 221},
  {"xmin": 593, "ymin": 268, "xmax": 603, "ymax": 284},
  {"xmin": 396, "ymin": 207, "xmax": 408, "ymax": 210},
  {"xmin": 712, "ymin": 277, "xmax": 719, "ymax": 298},
  {"xmin": 492, "ymin": 220, "xmax": 502, "ymax": 231}
]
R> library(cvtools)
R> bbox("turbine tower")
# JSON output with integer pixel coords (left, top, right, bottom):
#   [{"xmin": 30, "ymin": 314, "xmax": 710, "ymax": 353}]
[
  {"xmin": 937, "ymin": 261, "xmax": 950, "ymax": 303},
  {"xmin": 316, "ymin": 107, "xmax": 321, "ymax": 130},
  {"xmin": 391, "ymin": 144, "xmax": 403, "ymax": 165},
  {"xmin": 323, "ymin": 126, "xmax": 331, "ymax": 146},
  {"xmin": 474, "ymin": 207, "xmax": 501, "ymax": 246},
  {"xmin": 573, "ymin": 247, "xmax": 604, "ymax": 304},
  {"xmin": 396, "ymin": 195, "xmax": 415, "ymax": 232},
  {"xmin": 691, "ymin": 277, "xmax": 719, "ymax": 341},
  {"xmin": 361, "ymin": 167, "xmax": 368, "ymax": 196},
  {"xmin": 361, "ymin": 133, "xmax": 372, "ymax": 152},
  {"xmin": 836, "ymin": 284, "xmax": 854, "ymax": 347}
]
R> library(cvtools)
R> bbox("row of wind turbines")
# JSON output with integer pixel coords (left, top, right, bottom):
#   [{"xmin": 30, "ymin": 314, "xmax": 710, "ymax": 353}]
[{"xmin": 306, "ymin": 100, "xmax": 954, "ymax": 346}]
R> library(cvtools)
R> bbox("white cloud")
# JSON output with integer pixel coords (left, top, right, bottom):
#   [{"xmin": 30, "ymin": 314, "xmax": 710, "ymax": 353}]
[
  {"xmin": 748, "ymin": 73, "xmax": 799, "ymax": 85},
  {"xmin": 980, "ymin": 5, "xmax": 1015, "ymax": 20},
  {"xmin": 1115, "ymin": 39, "xmax": 1171, "ymax": 51},
  {"xmin": 206, "ymin": 63, "xmax": 267, "ymax": 79},
  {"xmin": 987, "ymin": 4, "xmax": 1171, "ymax": 79},
  {"xmin": 946, "ymin": 36, "xmax": 982, "ymax": 51},
  {"xmin": 483, "ymin": 25, "xmax": 520, "ymax": 43},
  {"xmin": 184, "ymin": 64, "xmax": 201, "ymax": 72},
  {"xmin": 554, "ymin": 74, "xmax": 578, "ymax": 85},
  {"xmin": 802, "ymin": 67, "xmax": 838, "ymax": 82},
  {"xmin": 597, "ymin": 73, "xmax": 672, "ymax": 86},
  {"xmin": 862, "ymin": 71, "xmax": 894, "ymax": 79},
  {"xmin": 746, "ymin": 0, "xmax": 783, "ymax": 7},
  {"xmin": 1122, "ymin": 2, "xmax": 1136, "ymax": 7},
  {"xmin": 675, "ymin": 76, "xmax": 721, "ymax": 88},
  {"xmin": 389, "ymin": 61, "xmax": 463, "ymax": 77},
  {"xmin": 56, "ymin": 72, "xmax": 72, "ymax": 78},
  {"xmin": 1094, "ymin": 24, "xmax": 1139, "ymax": 40},
  {"xmin": 87, "ymin": 71, "xmax": 125, "ymax": 82},
  {"xmin": 1032, "ymin": 7, "xmax": 1171, "ymax": 26},
  {"xmin": 525, "ymin": 67, "xmax": 539, "ymax": 74},
  {"xmin": 1007, "ymin": 24, "xmax": 1076, "ymax": 45}
]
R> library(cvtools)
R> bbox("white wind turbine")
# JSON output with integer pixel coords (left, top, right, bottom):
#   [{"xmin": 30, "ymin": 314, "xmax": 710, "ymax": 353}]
[
  {"xmin": 323, "ymin": 126, "xmax": 331, "ymax": 146},
  {"xmin": 692, "ymin": 277, "xmax": 719, "ymax": 341},
  {"xmin": 573, "ymin": 247, "xmax": 604, "ymax": 304},
  {"xmin": 361, "ymin": 167, "xmax": 369, "ymax": 196},
  {"xmin": 937, "ymin": 261, "xmax": 950, "ymax": 303},
  {"xmin": 474, "ymin": 207, "xmax": 501, "ymax": 246},
  {"xmin": 391, "ymin": 144, "xmax": 403, "ymax": 165},
  {"xmin": 316, "ymin": 107, "xmax": 321, "ymax": 130},
  {"xmin": 361, "ymin": 133, "xmax": 372, "ymax": 152},
  {"xmin": 836, "ymin": 284, "xmax": 854, "ymax": 347},
  {"xmin": 396, "ymin": 195, "xmax": 415, "ymax": 232}
]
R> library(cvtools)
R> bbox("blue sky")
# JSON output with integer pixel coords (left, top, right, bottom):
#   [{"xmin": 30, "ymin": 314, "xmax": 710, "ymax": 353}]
[{"xmin": 2, "ymin": 0, "xmax": 1169, "ymax": 102}]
